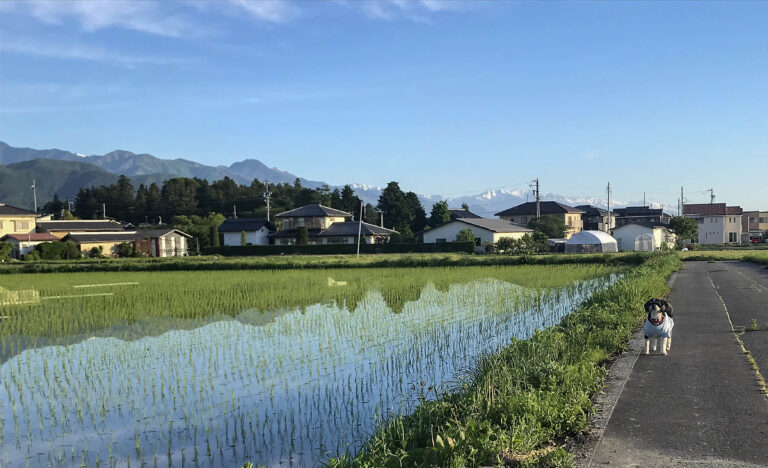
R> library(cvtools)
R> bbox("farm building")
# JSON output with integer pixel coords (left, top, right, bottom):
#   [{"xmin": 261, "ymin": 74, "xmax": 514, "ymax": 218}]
[
  {"xmin": 317, "ymin": 221, "xmax": 398, "ymax": 244},
  {"xmin": 135, "ymin": 229, "xmax": 193, "ymax": 257},
  {"xmin": 564, "ymin": 230, "xmax": 618, "ymax": 253},
  {"xmin": 218, "ymin": 218, "xmax": 273, "ymax": 246},
  {"xmin": 612, "ymin": 224, "xmax": 674, "ymax": 251},
  {"xmin": 0, "ymin": 232, "xmax": 60, "ymax": 259},
  {"xmin": 423, "ymin": 218, "xmax": 533, "ymax": 252}
]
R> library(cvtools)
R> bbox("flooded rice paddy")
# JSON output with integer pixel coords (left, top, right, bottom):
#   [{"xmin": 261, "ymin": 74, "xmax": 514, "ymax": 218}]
[{"xmin": 0, "ymin": 266, "xmax": 621, "ymax": 467}]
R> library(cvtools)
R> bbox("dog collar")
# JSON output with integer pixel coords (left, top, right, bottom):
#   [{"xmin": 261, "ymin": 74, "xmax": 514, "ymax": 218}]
[{"xmin": 649, "ymin": 316, "xmax": 665, "ymax": 326}]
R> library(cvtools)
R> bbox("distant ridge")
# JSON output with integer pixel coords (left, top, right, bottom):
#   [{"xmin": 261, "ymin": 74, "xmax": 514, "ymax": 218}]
[{"xmin": 0, "ymin": 141, "xmax": 646, "ymax": 214}]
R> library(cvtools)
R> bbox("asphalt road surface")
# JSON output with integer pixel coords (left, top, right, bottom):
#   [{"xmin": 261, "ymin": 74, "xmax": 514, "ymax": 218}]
[{"xmin": 584, "ymin": 261, "xmax": 768, "ymax": 467}]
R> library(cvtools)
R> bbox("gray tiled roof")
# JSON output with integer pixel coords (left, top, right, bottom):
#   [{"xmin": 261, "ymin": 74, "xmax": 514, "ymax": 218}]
[
  {"xmin": 0, "ymin": 204, "xmax": 36, "ymax": 216},
  {"xmin": 136, "ymin": 229, "xmax": 193, "ymax": 239},
  {"xmin": 319, "ymin": 222, "xmax": 398, "ymax": 237},
  {"xmin": 495, "ymin": 201, "xmax": 585, "ymax": 217},
  {"xmin": 454, "ymin": 218, "xmax": 533, "ymax": 233},
  {"xmin": 218, "ymin": 218, "xmax": 272, "ymax": 232},
  {"xmin": 449, "ymin": 209, "xmax": 482, "ymax": 219},
  {"xmin": 38, "ymin": 220, "xmax": 126, "ymax": 232},
  {"xmin": 276, "ymin": 204, "xmax": 351, "ymax": 218},
  {"xmin": 63, "ymin": 232, "xmax": 140, "ymax": 243}
]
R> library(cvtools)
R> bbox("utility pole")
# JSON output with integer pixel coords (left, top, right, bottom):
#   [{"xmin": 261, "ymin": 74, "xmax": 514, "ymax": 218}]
[
  {"xmin": 233, "ymin": 205, "xmax": 237, "ymax": 219},
  {"xmin": 606, "ymin": 182, "xmax": 611, "ymax": 233},
  {"xmin": 708, "ymin": 188, "xmax": 715, "ymax": 204},
  {"xmin": 264, "ymin": 181, "xmax": 271, "ymax": 222},
  {"xmin": 356, "ymin": 201, "xmax": 363, "ymax": 258},
  {"xmin": 680, "ymin": 187, "xmax": 685, "ymax": 215},
  {"xmin": 102, "ymin": 203, "xmax": 106, "ymax": 219},
  {"xmin": 380, "ymin": 211, "xmax": 384, "ymax": 227},
  {"xmin": 530, "ymin": 179, "xmax": 541, "ymax": 219},
  {"xmin": 30, "ymin": 180, "xmax": 37, "ymax": 213},
  {"xmin": 643, "ymin": 192, "xmax": 646, "ymax": 206}
]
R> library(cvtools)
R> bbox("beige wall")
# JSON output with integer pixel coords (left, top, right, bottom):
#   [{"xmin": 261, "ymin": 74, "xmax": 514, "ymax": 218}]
[
  {"xmin": 492, "ymin": 232, "xmax": 529, "ymax": 243},
  {"xmin": 77, "ymin": 241, "xmax": 121, "ymax": 257},
  {"xmin": 281, "ymin": 216, "xmax": 347, "ymax": 230},
  {"xmin": 0, "ymin": 216, "xmax": 37, "ymax": 237}
]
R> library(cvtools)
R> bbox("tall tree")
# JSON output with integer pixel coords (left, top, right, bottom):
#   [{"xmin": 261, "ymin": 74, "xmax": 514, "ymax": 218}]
[
  {"xmin": 340, "ymin": 185, "xmax": 361, "ymax": 215},
  {"xmin": 668, "ymin": 216, "xmax": 699, "ymax": 247},
  {"xmin": 377, "ymin": 182, "xmax": 411, "ymax": 232},
  {"xmin": 430, "ymin": 201, "xmax": 452, "ymax": 228},
  {"xmin": 405, "ymin": 191, "xmax": 428, "ymax": 232},
  {"xmin": 527, "ymin": 215, "xmax": 567, "ymax": 238}
]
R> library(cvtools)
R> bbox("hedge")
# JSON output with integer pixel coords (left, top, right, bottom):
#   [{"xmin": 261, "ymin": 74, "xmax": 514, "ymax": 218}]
[{"xmin": 201, "ymin": 241, "xmax": 476, "ymax": 256}]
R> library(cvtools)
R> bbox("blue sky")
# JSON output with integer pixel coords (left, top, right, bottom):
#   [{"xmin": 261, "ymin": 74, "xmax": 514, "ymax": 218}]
[{"xmin": 1, "ymin": 0, "xmax": 767, "ymax": 209}]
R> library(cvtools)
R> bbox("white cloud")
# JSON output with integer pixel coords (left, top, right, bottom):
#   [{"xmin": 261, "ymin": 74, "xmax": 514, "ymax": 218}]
[
  {"xmin": 0, "ymin": 32, "xmax": 198, "ymax": 67},
  {"xmin": 356, "ymin": 0, "xmax": 470, "ymax": 21},
  {"xmin": 20, "ymin": 0, "xmax": 195, "ymax": 38},
  {"xmin": 229, "ymin": 0, "xmax": 301, "ymax": 23}
]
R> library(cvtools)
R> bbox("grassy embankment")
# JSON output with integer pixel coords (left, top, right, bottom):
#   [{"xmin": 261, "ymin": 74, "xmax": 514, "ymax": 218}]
[
  {"xmin": 0, "ymin": 251, "xmax": 650, "ymax": 274},
  {"xmin": 326, "ymin": 253, "xmax": 681, "ymax": 467}
]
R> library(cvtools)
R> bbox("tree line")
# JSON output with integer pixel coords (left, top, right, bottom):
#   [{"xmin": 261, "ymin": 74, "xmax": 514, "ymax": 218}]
[{"xmin": 40, "ymin": 176, "xmax": 455, "ymax": 245}]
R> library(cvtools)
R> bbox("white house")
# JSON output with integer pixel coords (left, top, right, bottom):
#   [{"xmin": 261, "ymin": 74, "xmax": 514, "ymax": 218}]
[
  {"xmin": 612, "ymin": 224, "xmax": 674, "ymax": 252},
  {"xmin": 0, "ymin": 233, "xmax": 59, "ymax": 259},
  {"xmin": 423, "ymin": 218, "xmax": 533, "ymax": 252},
  {"xmin": 218, "ymin": 218, "xmax": 272, "ymax": 246},
  {"xmin": 683, "ymin": 203, "xmax": 743, "ymax": 244}
]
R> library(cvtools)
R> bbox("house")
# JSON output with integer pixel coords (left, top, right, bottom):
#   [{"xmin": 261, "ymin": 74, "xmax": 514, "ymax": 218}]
[
  {"xmin": 317, "ymin": 222, "xmax": 398, "ymax": 245},
  {"xmin": 134, "ymin": 229, "xmax": 193, "ymax": 257},
  {"xmin": 63, "ymin": 229, "xmax": 192, "ymax": 257},
  {"xmin": 564, "ymin": 230, "xmax": 618, "ymax": 253},
  {"xmin": 612, "ymin": 206, "xmax": 671, "ymax": 228},
  {"xmin": 62, "ymin": 232, "xmax": 142, "ymax": 257},
  {"xmin": 0, "ymin": 233, "xmax": 59, "ymax": 259},
  {"xmin": 269, "ymin": 204, "xmax": 353, "ymax": 245},
  {"xmin": 683, "ymin": 203, "xmax": 743, "ymax": 244},
  {"xmin": 0, "ymin": 203, "xmax": 39, "ymax": 237},
  {"xmin": 575, "ymin": 205, "xmax": 614, "ymax": 232},
  {"xmin": 494, "ymin": 202, "xmax": 584, "ymax": 239},
  {"xmin": 742, "ymin": 210, "xmax": 768, "ymax": 242},
  {"xmin": 449, "ymin": 208, "xmax": 482, "ymax": 220},
  {"xmin": 423, "ymin": 218, "xmax": 533, "ymax": 252},
  {"xmin": 612, "ymin": 223, "xmax": 675, "ymax": 252},
  {"xmin": 37, "ymin": 219, "xmax": 127, "ymax": 238},
  {"xmin": 218, "ymin": 218, "xmax": 273, "ymax": 246}
]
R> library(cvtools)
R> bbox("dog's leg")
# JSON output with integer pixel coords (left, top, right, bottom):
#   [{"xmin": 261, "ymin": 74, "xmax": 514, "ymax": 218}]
[
  {"xmin": 651, "ymin": 337, "xmax": 657, "ymax": 352},
  {"xmin": 644, "ymin": 336, "xmax": 650, "ymax": 355},
  {"xmin": 666, "ymin": 331, "xmax": 672, "ymax": 351},
  {"xmin": 661, "ymin": 337, "xmax": 668, "ymax": 355}
]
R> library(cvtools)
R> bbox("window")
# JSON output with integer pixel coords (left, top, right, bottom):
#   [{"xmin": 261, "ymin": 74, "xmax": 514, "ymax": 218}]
[
  {"xmin": 760, "ymin": 217, "xmax": 768, "ymax": 223},
  {"xmin": 474, "ymin": 237, "xmax": 481, "ymax": 247},
  {"xmin": 435, "ymin": 238, "xmax": 447, "ymax": 243},
  {"xmin": 567, "ymin": 216, "xmax": 572, "ymax": 227},
  {"xmin": 326, "ymin": 237, "xmax": 348, "ymax": 244},
  {"xmin": 521, "ymin": 217, "xmax": 528, "ymax": 224},
  {"xmin": 15, "ymin": 221, "xmax": 29, "ymax": 231},
  {"xmin": 729, "ymin": 232, "xmax": 737, "ymax": 243}
]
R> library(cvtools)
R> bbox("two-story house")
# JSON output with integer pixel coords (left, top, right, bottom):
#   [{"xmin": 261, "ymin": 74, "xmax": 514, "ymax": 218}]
[
  {"xmin": 575, "ymin": 205, "xmax": 614, "ymax": 232},
  {"xmin": 0, "ymin": 203, "xmax": 40, "ymax": 237},
  {"xmin": 494, "ymin": 201, "xmax": 584, "ymax": 239},
  {"xmin": 269, "ymin": 204, "xmax": 397, "ymax": 245},
  {"xmin": 612, "ymin": 206, "xmax": 671, "ymax": 228},
  {"xmin": 742, "ymin": 210, "xmax": 768, "ymax": 242},
  {"xmin": 683, "ymin": 203, "xmax": 743, "ymax": 244}
]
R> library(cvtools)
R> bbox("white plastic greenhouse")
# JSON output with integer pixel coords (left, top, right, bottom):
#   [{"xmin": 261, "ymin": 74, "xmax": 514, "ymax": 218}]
[{"xmin": 565, "ymin": 230, "xmax": 619, "ymax": 253}]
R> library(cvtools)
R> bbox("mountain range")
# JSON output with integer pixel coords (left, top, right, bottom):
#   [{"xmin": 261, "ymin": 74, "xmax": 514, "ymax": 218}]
[{"xmin": 0, "ymin": 141, "xmax": 640, "ymax": 216}]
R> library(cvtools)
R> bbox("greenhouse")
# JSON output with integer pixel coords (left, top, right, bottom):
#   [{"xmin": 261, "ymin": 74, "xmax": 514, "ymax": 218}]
[{"xmin": 565, "ymin": 230, "xmax": 619, "ymax": 253}]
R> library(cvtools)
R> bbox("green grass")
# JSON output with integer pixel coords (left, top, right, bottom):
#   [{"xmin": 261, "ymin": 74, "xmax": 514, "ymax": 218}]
[
  {"xmin": 679, "ymin": 249, "xmax": 768, "ymax": 264},
  {"xmin": 325, "ymin": 253, "xmax": 680, "ymax": 467}
]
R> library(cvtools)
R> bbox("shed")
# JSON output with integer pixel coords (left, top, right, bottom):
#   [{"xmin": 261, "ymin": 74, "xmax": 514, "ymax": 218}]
[
  {"xmin": 423, "ymin": 218, "xmax": 533, "ymax": 252},
  {"xmin": 564, "ymin": 230, "xmax": 618, "ymax": 253}
]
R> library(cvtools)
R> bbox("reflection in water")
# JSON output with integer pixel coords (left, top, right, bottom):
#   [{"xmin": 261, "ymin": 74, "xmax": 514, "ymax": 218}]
[{"xmin": 0, "ymin": 276, "xmax": 617, "ymax": 467}]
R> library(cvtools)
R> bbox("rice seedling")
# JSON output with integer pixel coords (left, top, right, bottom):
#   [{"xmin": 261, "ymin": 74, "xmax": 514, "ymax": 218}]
[{"xmin": 0, "ymin": 263, "xmax": 626, "ymax": 466}]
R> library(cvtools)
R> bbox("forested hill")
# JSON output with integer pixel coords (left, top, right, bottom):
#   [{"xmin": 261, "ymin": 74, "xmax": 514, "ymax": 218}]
[
  {"xmin": 0, "ymin": 159, "xmax": 170, "ymax": 209},
  {"xmin": 0, "ymin": 141, "xmax": 326, "ymax": 189}
]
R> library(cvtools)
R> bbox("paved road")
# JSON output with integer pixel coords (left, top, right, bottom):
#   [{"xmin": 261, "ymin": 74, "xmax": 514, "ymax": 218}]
[{"xmin": 585, "ymin": 261, "xmax": 768, "ymax": 467}]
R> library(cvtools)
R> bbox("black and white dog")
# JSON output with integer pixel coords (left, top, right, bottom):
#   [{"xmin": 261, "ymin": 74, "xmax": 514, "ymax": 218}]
[{"xmin": 643, "ymin": 298, "xmax": 674, "ymax": 355}]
